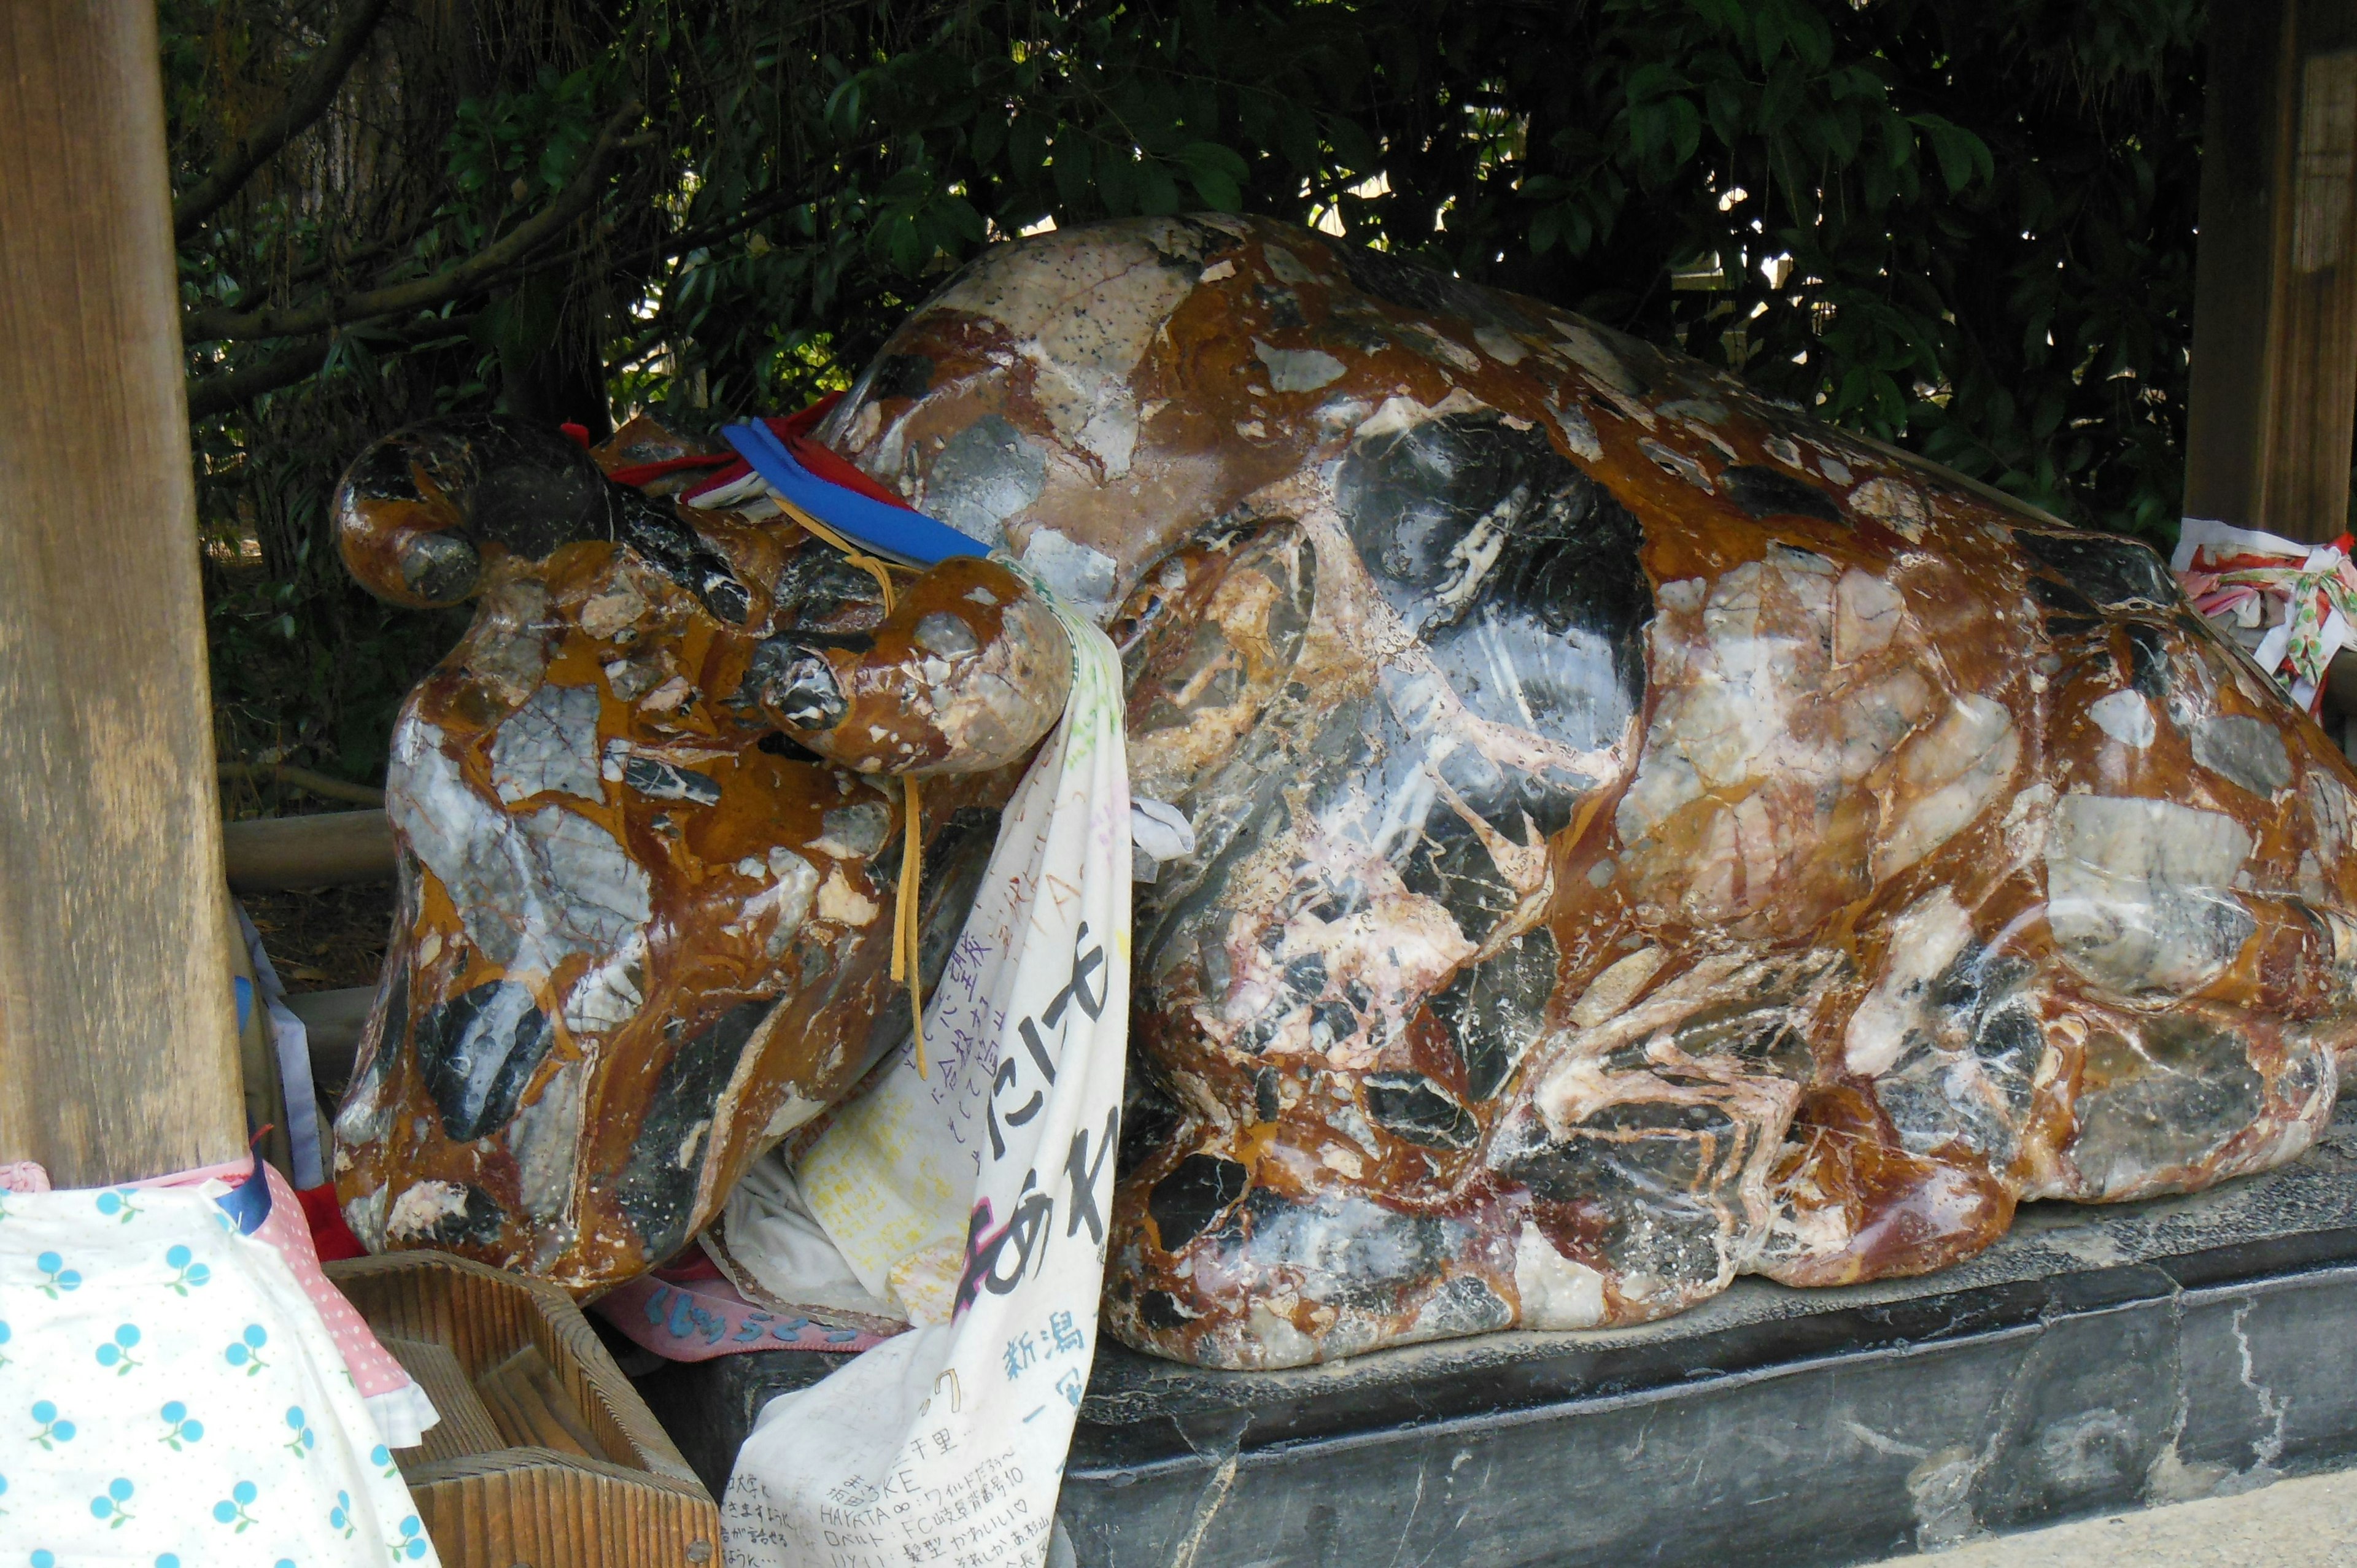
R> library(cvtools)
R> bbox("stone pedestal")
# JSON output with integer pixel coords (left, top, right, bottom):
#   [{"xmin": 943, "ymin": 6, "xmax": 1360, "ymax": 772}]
[{"xmin": 637, "ymin": 1098, "xmax": 2357, "ymax": 1566}]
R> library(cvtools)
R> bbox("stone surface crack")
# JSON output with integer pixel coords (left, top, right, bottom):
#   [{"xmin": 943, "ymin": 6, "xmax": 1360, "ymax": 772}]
[{"xmin": 2231, "ymin": 1297, "xmax": 2289, "ymax": 1471}]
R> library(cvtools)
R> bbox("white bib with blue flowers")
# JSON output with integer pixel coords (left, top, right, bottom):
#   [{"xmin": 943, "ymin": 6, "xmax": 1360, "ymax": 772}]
[{"xmin": 0, "ymin": 1182, "xmax": 436, "ymax": 1566}]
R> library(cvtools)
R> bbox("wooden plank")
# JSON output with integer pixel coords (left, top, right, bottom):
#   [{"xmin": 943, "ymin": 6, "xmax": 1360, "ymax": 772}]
[
  {"xmin": 477, "ymin": 1343, "xmax": 613, "ymax": 1462},
  {"xmin": 223, "ymin": 809, "xmax": 398, "ymax": 890},
  {"xmin": 379, "ymin": 1334, "xmax": 508, "ymax": 1464},
  {"xmin": 327, "ymin": 1251, "xmax": 721, "ymax": 1567},
  {"xmin": 0, "ymin": 2, "xmax": 244, "ymax": 1181},
  {"xmin": 284, "ymin": 984, "xmax": 375, "ymax": 1096},
  {"xmin": 2186, "ymin": 0, "xmax": 2357, "ymax": 544}
]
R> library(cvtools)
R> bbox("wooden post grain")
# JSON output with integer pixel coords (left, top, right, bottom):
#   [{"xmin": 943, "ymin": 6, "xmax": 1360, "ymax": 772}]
[
  {"xmin": 2185, "ymin": 0, "xmax": 2357, "ymax": 543},
  {"xmin": 0, "ymin": 3, "xmax": 247, "ymax": 1182}
]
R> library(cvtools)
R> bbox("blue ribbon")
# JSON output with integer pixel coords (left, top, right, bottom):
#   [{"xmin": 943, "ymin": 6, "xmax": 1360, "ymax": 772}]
[
  {"xmin": 720, "ymin": 421, "xmax": 986, "ymax": 568},
  {"xmin": 215, "ymin": 1148, "xmax": 273, "ymax": 1236}
]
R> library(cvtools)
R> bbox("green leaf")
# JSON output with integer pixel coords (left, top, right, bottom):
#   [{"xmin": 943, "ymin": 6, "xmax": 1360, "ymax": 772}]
[
  {"xmin": 1529, "ymin": 203, "xmax": 1563, "ymax": 255},
  {"xmin": 1909, "ymin": 114, "xmax": 1994, "ymax": 193},
  {"xmin": 1139, "ymin": 161, "xmax": 1182, "ymax": 215},
  {"xmin": 1051, "ymin": 134, "xmax": 1093, "ymax": 209},
  {"xmin": 969, "ymin": 113, "xmax": 1007, "ymax": 168},
  {"xmin": 1008, "ymin": 114, "xmax": 1048, "ymax": 176},
  {"xmin": 1097, "ymin": 146, "xmax": 1136, "ymax": 215}
]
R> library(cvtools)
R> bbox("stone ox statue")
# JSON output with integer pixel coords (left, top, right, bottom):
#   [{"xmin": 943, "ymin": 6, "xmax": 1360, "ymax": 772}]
[{"xmin": 331, "ymin": 215, "xmax": 2357, "ymax": 1370}]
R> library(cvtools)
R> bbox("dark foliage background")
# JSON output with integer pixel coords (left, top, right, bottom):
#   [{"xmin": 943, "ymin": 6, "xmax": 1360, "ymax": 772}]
[{"xmin": 165, "ymin": 0, "xmax": 2210, "ymax": 794}]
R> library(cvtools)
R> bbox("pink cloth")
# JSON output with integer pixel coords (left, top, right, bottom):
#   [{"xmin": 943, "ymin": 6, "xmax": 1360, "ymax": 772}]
[
  {"xmin": 0, "ymin": 1161, "xmax": 51, "ymax": 1193},
  {"xmin": 594, "ymin": 1272, "xmax": 890, "ymax": 1362},
  {"xmin": 137, "ymin": 1156, "xmax": 414, "ymax": 1402}
]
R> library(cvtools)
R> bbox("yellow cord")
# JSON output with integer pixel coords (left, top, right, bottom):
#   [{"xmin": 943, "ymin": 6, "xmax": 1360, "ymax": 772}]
[
  {"xmin": 772, "ymin": 492, "xmax": 926, "ymax": 1075},
  {"xmin": 892, "ymin": 774, "xmax": 926, "ymax": 1077},
  {"xmin": 775, "ymin": 495, "xmax": 897, "ymax": 612}
]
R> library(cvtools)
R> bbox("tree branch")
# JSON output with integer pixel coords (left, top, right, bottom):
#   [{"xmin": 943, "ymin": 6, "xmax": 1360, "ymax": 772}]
[
  {"xmin": 217, "ymin": 761, "xmax": 385, "ymax": 808},
  {"xmin": 649, "ymin": 186, "xmax": 810, "ymax": 268},
  {"xmin": 182, "ymin": 103, "xmax": 647, "ymax": 344},
  {"xmin": 172, "ymin": 0, "xmax": 398, "ymax": 240},
  {"xmin": 185, "ymin": 334, "xmax": 333, "ymax": 418},
  {"xmin": 185, "ymin": 312, "xmax": 481, "ymax": 420}
]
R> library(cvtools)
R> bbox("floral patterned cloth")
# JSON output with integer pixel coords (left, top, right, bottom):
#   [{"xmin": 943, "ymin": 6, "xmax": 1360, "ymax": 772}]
[
  {"xmin": 2173, "ymin": 517, "xmax": 2357, "ymax": 714},
  {"xmin": 136, "ymin": 1157, "xmax": 434, "ymax": 1447},
  {"xmin": 0, "ymin": 1181, "xmax": 438, "ymax": 1566}
]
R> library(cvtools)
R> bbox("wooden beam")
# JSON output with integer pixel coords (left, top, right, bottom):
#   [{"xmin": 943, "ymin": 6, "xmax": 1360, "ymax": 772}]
[
  {"xmin": 2185, "ymin": 0, "xmax": 2357, "ymax": 544},
  {"xmin": 224, "ymin": 811, "xmax": 398, "ymax": 892},
  {"xmin": 0, "ymin": 2, "xmax": 247, "ymax": 1183}
]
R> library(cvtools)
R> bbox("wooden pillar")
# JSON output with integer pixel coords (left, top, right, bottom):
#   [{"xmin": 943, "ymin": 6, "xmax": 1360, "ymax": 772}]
[
  {"xmin": 0, "ymin": 3, "xmax": 247, "ymax": 1183},
  {"xmin": 2185, "ymin": 0, "xmax": 2357, "ymax": 544}
]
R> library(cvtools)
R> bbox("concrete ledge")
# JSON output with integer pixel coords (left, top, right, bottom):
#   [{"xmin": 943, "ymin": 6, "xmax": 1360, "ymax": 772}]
[
  {"xmin": 638, "ymin": 1096, "xmax": 2357, "ymax": 1566},
  {"xmin": 1874, "ymin": 1461, "xmax": 2357, "ymax": 1566}
]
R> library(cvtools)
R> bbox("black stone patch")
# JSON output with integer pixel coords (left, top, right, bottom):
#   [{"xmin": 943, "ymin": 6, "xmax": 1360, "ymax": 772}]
[
  {"xmin": 387, "ymin": 417, "xmax": 614, "ymax": 559},
  {"xmin": 916, "ymin": 807, "xmax": 1002, "ymax": 982},
  {"xmin": 1974, "ymin": 1003, "xmax": 2043, "ymax": 1063},
  {"xmin": 1503, "ymin": 1099, "xmax": 1741, "ymax": 1204},
  {"xmin": 465, "ymin": 430, "xmax": 613, "ymax": 557},
  {"xmin": 616, "ymin": 999, "xmax": 775, "ymax": 1262},
  {"xmin": 368, "ymin": 957, "xmax": 411, "ymax": 1090},
  {"xmin": 1337, "ymin": 411, "xmax": 1652, "ymax": 755},
  {"xmin": 1724, "ymin": 465, "xmax": 1843, "ymax": 523},
  {"xmin": 2030, "ymin": 575, "xmax": 2099, "ymax": 619},
  {"xmin": 1255, "ymin": 284, "xmax": 1307, "ymax": 329},
  {"xmin": 1283, "ymin": 953, "xmax": 1329, "ymax": 1000},
  {"xmin": 1399, "ymin": 807, "xmax": 1519, "ymax": 946},
  {"xmin": 740, "ymin": 637, "xmax": 848, "ymax": 728},
  {"xmin": 1433, "ymin": 925, "xmax": 1557, "ymax": 1100},
  {"xmin": 1148, "ymin": 1154, "xmax": 1250, "ymax": 1251},
  {"xmin": 840, "ymin": 810, "xmax": 993, "ymax": 1084},
  {"xmin": 768, "ymin": 543, "xmax": 893, "ymax": 625},
  {"xmin": 1414, "ymin": 1273, "xmax": 1512, "ymax": 1338},
  {"xmin": 1364, "ymin": 1072, "xmax": 1479, "ymax": 1149},
  {"xmin": 2191, "ymin": 714, "xmax": 2293, "ymax": 797},
  {"xmin": 2123, "ymin": 620, "xmax": 2172, "ymax": 698},
  {"xmin": 2069, "ymin": 1018, "xmax": 2265, "ymax": 1194},
  {"xmin": 622, "ymin": 756, "xmax": 723, "ymax": 805},
  {"xmin": 1255, "ymin": 1066, "xmax": 1282, "ymax": 1124},
  {"xmin": 615, "ymin": 487, "xmax": 752, "ymax": 624},
  {"xmin": 398, "ymin": 532, "xmax": 481, "ymax": 603},
  {"xmin": 773, "ymin": 627, "xmax": 879, "ymax": 654},
  {"xmin": 1931, "ymin": 946, "xmax": 2035, "ymax": 1020},
  {"xmin": 870, "ymin": 353, "xmax": 934, "ymax": 402},
  {"xmin": 1232, "ymin": 998, "xmax": 1295, "ymax": 1056},
  {"xmin": 1673, "ymin": 1005, "xmax": 1813, "ymax": 1079},
  {"xmin": 2013, "ymin": 529, "xmax": 2175, "ymax": 609},
  {"xmin": 2043, "ymin": 614, "xmax": 2104, "ymax": 641},
  {"xmin": 1876, "ymin": 949, "xmax": 2044, "ymax": 1165},
  {"xmin": 1138, "ymin": 1290, "xmax": 1196, "ymax": 1331},
  {"xmin": 338, "ymin": 416, "xmax": 614, "ymax": 585},
  {"xmin": 1433, "ymin": 739, "xmax": 1589, "ymax": 846},
  {"xmin": 1118, "ymin": 1075, "xmax": 1186, "ymax": 1180},
  {"xmin": 756, "ymin": 730, "xmax": 826, "ymax": 763},
  {"xmin": 423, "ymin": 1183, "xmax": 507, "ymax": 1249},
  {"xmin": 1333, "ymin": 243, "xmax": 1526, "ymax": 331},
  {"xmin": 1307, "ymin": 1000, "xmax": 1360, "ymax": 1052},
  {"xmin": 1502, "ymin": 1099, "xmax": 1746, "ymax": 1289},
  {"xmin": 414, "ymin": 979, "xmax": 554, "ymax": 1143}
]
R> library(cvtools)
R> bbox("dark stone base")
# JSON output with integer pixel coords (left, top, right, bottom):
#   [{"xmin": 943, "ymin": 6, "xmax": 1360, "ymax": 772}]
[{"xmin": 635, "ymin": 1099, "xmax": 2357, "ymax": 1566}]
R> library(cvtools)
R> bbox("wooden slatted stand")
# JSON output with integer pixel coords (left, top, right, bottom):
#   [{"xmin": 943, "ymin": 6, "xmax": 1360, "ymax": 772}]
[{"xmin": 328, "ymin": 1250, "xmax": 722, "ymax": 1568}]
